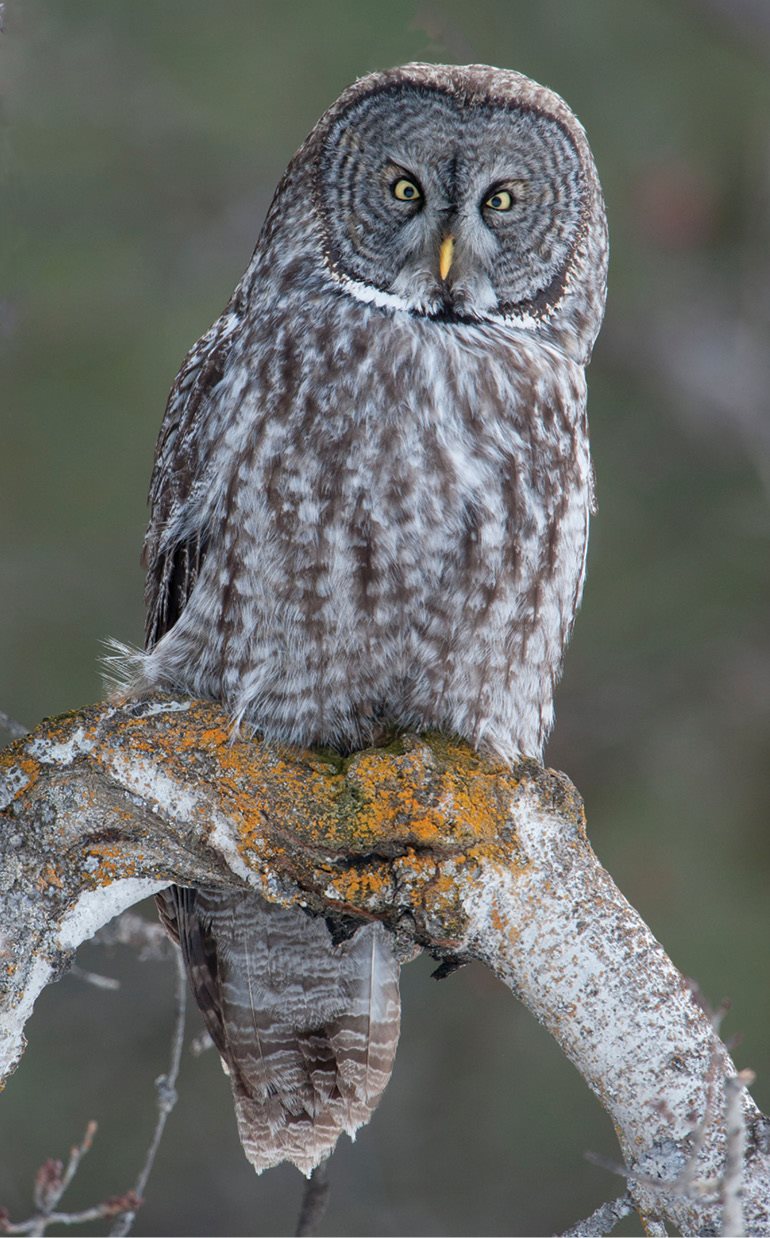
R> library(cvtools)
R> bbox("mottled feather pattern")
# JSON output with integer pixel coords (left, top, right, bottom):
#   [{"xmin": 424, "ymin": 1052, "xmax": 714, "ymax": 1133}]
[
  {"xmin": 119, "ymin": 63, "xmax": 608, "ymax": 1176},
  {"xmin": 133, "ymin": 300, "xmax": 591, "ymax": 759}
]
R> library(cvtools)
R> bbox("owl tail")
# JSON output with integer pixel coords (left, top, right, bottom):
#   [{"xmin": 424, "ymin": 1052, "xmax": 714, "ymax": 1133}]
[{"xmin": 157, "ymin": 886, "xmax": 401, "ymax": 1176}]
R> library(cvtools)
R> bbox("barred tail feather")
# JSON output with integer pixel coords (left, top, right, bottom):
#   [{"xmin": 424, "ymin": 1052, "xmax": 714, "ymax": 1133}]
[
  {"xmin": 329, "ymin": 921, "xmax": 402, "ymax": 1136},
  {"xmin": 159, "ymin": 886, "xmax": 401, "ymax": 1176}
]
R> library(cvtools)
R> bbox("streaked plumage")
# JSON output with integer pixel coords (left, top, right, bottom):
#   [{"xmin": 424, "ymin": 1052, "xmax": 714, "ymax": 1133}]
[{"xmin": 119, "ymin": 63, "xmax": 608, "ymax": 1175}]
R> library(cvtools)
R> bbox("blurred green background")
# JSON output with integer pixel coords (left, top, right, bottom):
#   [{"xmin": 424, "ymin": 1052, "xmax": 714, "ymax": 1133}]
[{"xmin": 2, "ymin": 2, "xmax": 769, "ymax": 1235}]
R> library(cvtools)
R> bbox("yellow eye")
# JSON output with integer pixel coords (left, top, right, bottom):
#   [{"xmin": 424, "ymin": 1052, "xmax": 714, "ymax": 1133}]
[
  {"xmin": 392, "ymin": 177, "xmax": 422, "ymax": 202},
  {"xmin": 485, "ymin": 189, "xmax": 513, "ymax": 211}
]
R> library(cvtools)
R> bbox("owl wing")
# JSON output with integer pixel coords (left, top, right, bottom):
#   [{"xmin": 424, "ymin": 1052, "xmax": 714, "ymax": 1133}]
[{"xmin": 143, "ymin": 304, "xmax": 242, "ymax": 649}]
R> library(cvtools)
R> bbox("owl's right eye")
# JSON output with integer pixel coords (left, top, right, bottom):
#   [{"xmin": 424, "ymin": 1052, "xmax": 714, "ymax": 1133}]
[{"xmin": 392, "ymin": 177, "xmax": 422, "ymax": 203}]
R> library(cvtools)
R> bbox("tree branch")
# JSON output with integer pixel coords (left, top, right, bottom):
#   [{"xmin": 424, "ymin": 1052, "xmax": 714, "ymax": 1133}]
[
  {"xmin": 1, "ymin": 695, "xmax": 769, "ymax": 1234},
  {"xmin": 294, "ymin": 1161, "xmax": 331, "ymax": 1238},
  {"xmin": 109, "ymin": 946, "xmax": 187, "ymax": 1237},
  {"xmin": 559, "ymin": 1192, "xmax": 635, "ymax": 1237},
  {"xmin": 0, "ymin": 1121, "xmax": 142, "ymax": 1236}
]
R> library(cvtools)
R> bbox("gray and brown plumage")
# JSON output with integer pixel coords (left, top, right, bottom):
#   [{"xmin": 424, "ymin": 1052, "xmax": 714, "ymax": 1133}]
[{"xmin": 119, "ymin": 63, "xmax": 608, "ymax": 1175}]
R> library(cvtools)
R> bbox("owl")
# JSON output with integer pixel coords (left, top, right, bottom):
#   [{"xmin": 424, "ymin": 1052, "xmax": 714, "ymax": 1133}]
[{"xmin": 120, "ymin": 63, "xmax": 608, "ymax": 1176}]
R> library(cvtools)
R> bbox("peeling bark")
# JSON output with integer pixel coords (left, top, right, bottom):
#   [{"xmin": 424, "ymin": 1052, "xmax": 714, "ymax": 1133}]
[{"xmin": 1, "ymin": 695, "xmax": 768, "ymax": 1234}]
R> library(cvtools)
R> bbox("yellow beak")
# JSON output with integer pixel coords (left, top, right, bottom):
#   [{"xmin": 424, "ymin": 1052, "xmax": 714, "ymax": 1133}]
[{"xmin": 439, "ymin": 234, "xmax": 455, "ymax": 281}]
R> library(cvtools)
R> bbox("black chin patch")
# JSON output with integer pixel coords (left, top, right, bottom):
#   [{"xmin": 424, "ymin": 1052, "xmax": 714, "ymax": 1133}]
[{"xmin": 423, "ymin": 298, "xmax": 482, "ymax": 325}]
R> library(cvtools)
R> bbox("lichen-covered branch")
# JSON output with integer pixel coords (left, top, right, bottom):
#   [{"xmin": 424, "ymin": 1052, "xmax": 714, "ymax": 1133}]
[{"xmin": 1, "ymin": 695, "xmax": 769, "ymax": 1234}]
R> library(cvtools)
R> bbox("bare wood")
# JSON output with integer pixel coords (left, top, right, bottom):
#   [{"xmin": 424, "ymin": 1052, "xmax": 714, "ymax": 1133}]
[{"xmin": 1, "ymin": 695, "xmax": 769, "ymax": 1234}]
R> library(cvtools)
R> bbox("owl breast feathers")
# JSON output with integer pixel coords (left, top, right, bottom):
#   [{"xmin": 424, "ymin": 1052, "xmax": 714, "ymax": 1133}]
[{"xmin": 117, "ymin": 62, "xmax": 608, "ymax": 1175}]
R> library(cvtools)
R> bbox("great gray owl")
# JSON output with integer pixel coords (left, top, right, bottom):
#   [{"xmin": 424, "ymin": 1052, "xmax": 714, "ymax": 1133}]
[{"xmin": 119, "ymin": 63, "xmax": 608, "ymax": 1176}]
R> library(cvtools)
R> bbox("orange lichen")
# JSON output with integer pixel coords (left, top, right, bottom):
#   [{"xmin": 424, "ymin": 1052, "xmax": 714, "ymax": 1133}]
[
  {"xmin": 0, "ymin": 752, "xmax": 41, "ymax": 801},
  {"xmin": 324, "ymin": 864, "xmax": 394, "ymax": 904},
  {"xmin": 49, "ymin": 699, "xmax": 520, "ymax": 878},
  {"xmin": 340, "ymin": 740, "xmax": 517, "ymax": 855},
  {"xmin": 2, "ymin": 695, "xmax": 553, "ymax": 932},
  {"xmin": 87, "ymin": 855, "xmax": 139, "ymax": 884},
  {"xmin": 38, "ymin": 865, "xmax": 63, "ymax": 891},
  {"xmin": 81, "ymin": 841, "xmax": 142, "ymax": 886},
  {"xmin": 490, "ymin": 902, "xmax": 507, "ymax": 934}
]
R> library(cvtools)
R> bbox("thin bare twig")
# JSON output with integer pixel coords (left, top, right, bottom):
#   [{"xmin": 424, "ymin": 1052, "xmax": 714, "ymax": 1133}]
[
  {"xmin": 0, "ymin": 914, "xmax": 186, "ymax": 1236},
  {"xmin": 68, "ymin": 964, "xmax": 121, "ymax": 991},
  {"xmin": 69, "ymin": 911, "xmax": 175, "ymax": 997},
  {"xmin": 294, "ymin": 1159, "xmax": 331, "ymax": 1238},
  {"xmin": 583, "ymin": 1025, "xmax": 725, "ymax": 1204},
  {"xmin": 722, "ymin": 1069, "xmax": 756, "ymax": 1237},
  {"xmin": 44, "ymin": 1122, "xmax": 96, "ymax": 1209},
  {"xmin": 1, "ymin": 1201, "xmax": 136, "ymax": 1235},
  {"xmin": 109, "ymin": 946, "xmax": 187, "ymax": 1237},
  {"xmin": 0, "ymin": 1122, "xmax": 141, "ymax": 1237},
  {"xmin": 584, "ymin": 995, "xmax": 757, "ymax": 1237},
  {"xmin": 674, "ymin": 1008, "xmax": 725, "ymax": 1200},
  {"xmin": 559, "ymin": 1191, "xmax": 635, "ymax": 1236}
]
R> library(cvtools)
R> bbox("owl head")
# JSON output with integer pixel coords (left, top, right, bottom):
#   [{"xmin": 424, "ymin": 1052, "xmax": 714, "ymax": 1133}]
[{"xmin": 262, "ymin": 64, "xmax": 608, "ymax": 364}]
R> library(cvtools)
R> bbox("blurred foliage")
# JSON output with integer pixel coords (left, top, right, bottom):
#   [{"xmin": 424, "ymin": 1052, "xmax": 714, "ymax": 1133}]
[{"xmin": 1, "ymin": 2, "xmax": 769, "ymax": 1235}]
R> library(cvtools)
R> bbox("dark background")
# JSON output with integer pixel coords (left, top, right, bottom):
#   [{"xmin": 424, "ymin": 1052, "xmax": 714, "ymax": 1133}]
[{"xmin": 2, "ymin": 2, "xmax": 769, "ymax": 1235}]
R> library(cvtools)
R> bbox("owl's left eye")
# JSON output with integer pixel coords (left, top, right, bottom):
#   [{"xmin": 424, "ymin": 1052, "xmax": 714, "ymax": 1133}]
[
  {"xmin": 484, "ymin": 188, "xmax": 514, "ymax": 212},
  {"xmin": 392, "ymin": 177, "xmax": 422, "ymax": 203}
]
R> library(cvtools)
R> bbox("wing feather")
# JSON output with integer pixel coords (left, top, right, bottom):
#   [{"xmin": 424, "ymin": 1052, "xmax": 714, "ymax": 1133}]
[{"xmin": 143, "ymin": 305, "xmax": 241, "ymax": 650}]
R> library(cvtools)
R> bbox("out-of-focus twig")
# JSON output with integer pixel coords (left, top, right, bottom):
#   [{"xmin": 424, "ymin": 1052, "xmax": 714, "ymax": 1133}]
[
  {"xmin": 109, "ymin": 947, "xmax": 187, "ymax": 1237},
  {"xmin": 68, "ymin": 964, "xmax": 120, "ymax": 991},
  {"xmin": 722, "ymin": 1069, "xmax": 756, "ymax": 1237},
  {"xmin": 0, "ymin": 710, "xmax": 27, "ymax": 741},
  {"xmin": 1, "ymin": 913, "xmax": 186, "ymax": 1237},
  {"xmin": 582, "ymin": 993, "xmax": 756, "ymax": 1236},
  {"xmin": 93, "ymin": 911, "xmax": 171, "ymax": 961}
]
